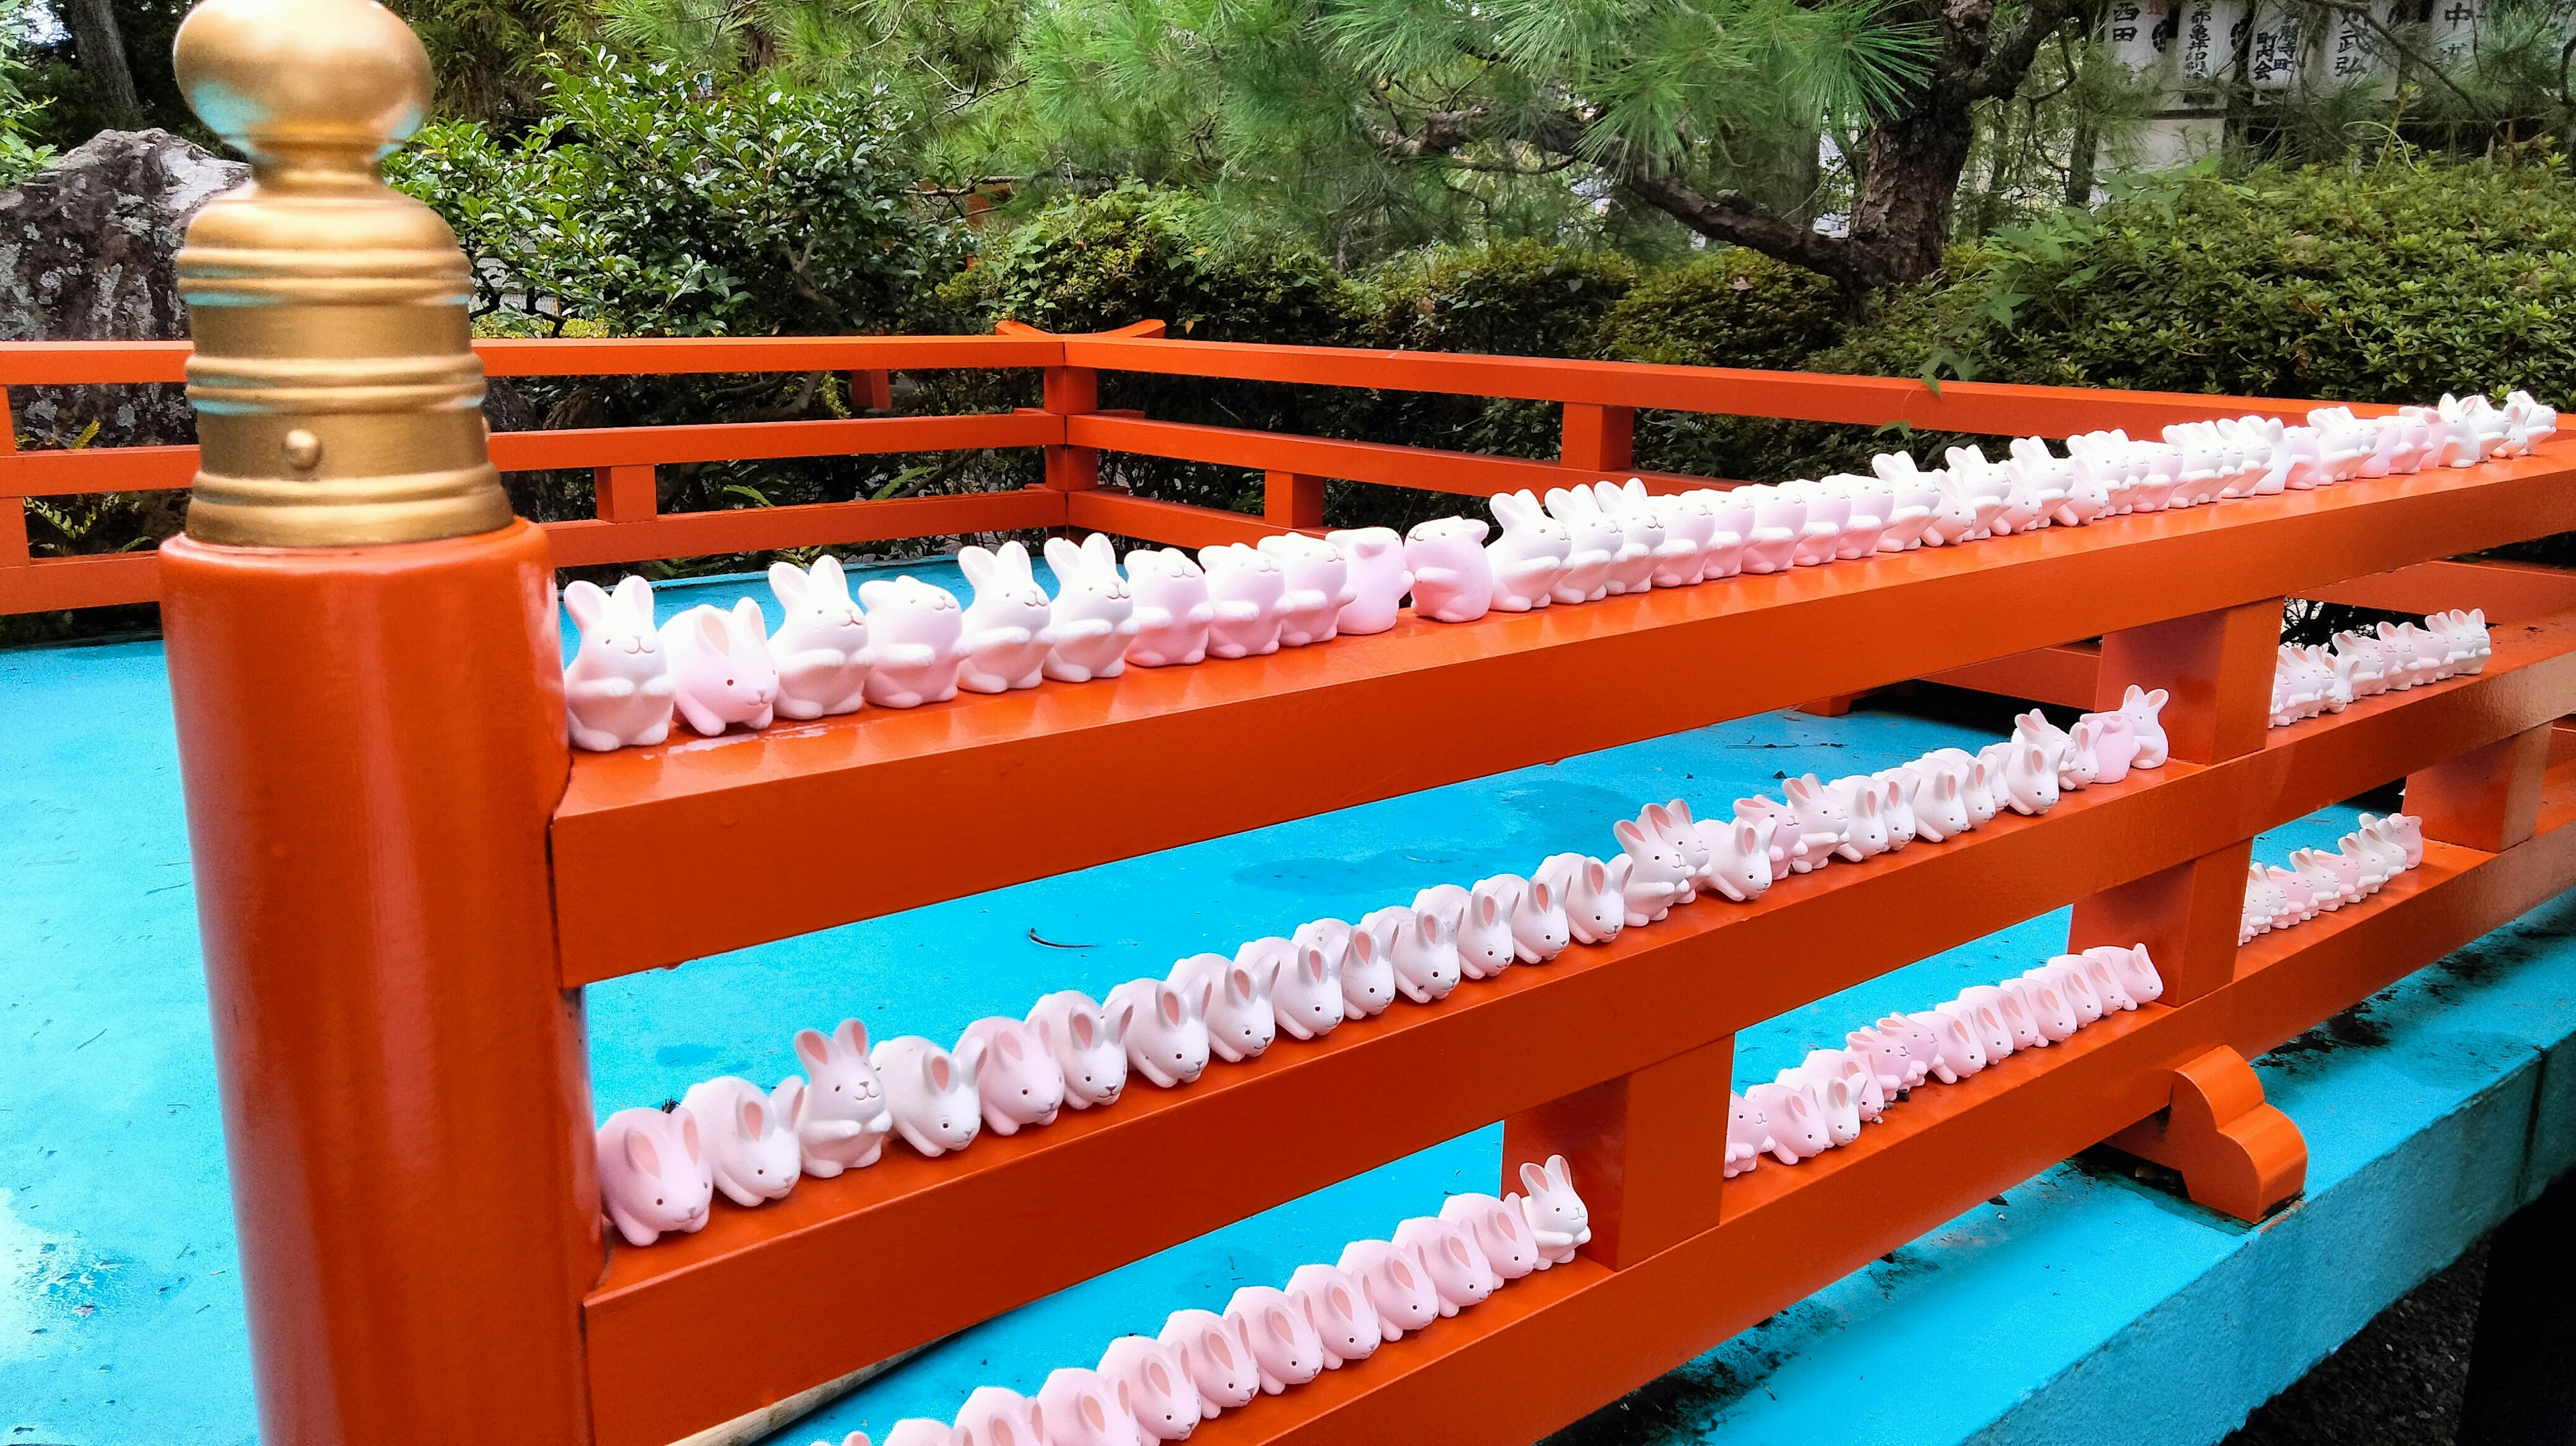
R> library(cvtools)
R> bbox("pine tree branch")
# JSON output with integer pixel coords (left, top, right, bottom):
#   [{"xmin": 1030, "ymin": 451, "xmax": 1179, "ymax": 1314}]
[{"xmin": 1964, "ymin": 0, "xmax": 2088, "ymax": 99}]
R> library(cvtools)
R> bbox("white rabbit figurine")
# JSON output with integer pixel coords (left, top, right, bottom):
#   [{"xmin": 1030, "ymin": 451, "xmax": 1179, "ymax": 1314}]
[
  {"xmin": 789, "ymin": 1018, "xmax": 893, "ymax": 1176},
  {"xmin": 1200, "ymin": 543, "xmax": 1289, "ymax": 658},
  {"xmin": 1384, "ymin": 905, "xmax": 1461, "ymax": 1005},
  {"xmin": 1105, "ymin": 978, "xmax": 1210, "ymax": 1089},
  {"xmin": 956, "ymin": 1015, "xmax": 1065, "ymax": 1135},
  {"xmin": 678, "ymin": 1074, "xmax": 804, "ymax": 1207},
  {"xmin": 1695, "ymin": 812, "xmax": 1776, "ymax": 902},
  {"xmin": 1486, "ymin": 490, "xmax": 1569, "ymax": 610},
  {"xmin": 1257, "ymin": 531, "xmax": 1356, "ymax": 647},
  {"xmin": 1123, "ymin": 548, "xmax": 1216, "ymax": 667},
  {"xmin": 1538, "ymin": 852, "xmax": 1624, "ymax": 946},
  {"xmin": 1591, "ymin": 479, "xmax": 1663, "ymax": 594},
  {"xmin": 1261, "ymin": 936, "xmax": 1345, "ymax": 1040},
  {"xmin": 596, "ymin": 1105, "xmax": 712, "ymax": 1247},
  {"xmin": 1328, "ymin": 526, "xmax": 1413, "ymax": 634},
  {"xmin": 563, "ymin": 575, "xmax": 677, "ymax": 750},
  {"xmin": 1515, "ymin": 1154, "xmax": 1591, "ymax": 1266},
  {"xmin": 855, "ymin": 576, "xmax": 965, "ymax": 708},
  {"xmin": 765, "ymin": 555, "xmax": 873, "ymax": 718},
  {"xmin": 869, "ymin": 1034, "xmax": 987, "ymax": 1158},
  {"xmin": 955, "ymin": 541, "xmax": 1058, "ymax": 693},
  {"xmin": 1029, "ymin": 989, "xmax": 1134, "ymax": 1109},
  {"xmin": 660, "ymin": 598, "xmax": 780, "ymax": 736},
  {"xmin": 1041, "ymin": 533, "xmax": 1139, "ymax": 683},
  {"xmin": 1170, "ymin": 952, "xmax": 1276, "ymax": 1062},
  {"xmin": 1613, "ymin": 805, "xmax": 1690, "ymax": 926},
  {"xmin": 1404, "ymin": 517, "xmax": 1495, "ymax": 623},
  {"xmin": 1544, "ymin": 485, "xmax": 1619, "ymax": 604}
]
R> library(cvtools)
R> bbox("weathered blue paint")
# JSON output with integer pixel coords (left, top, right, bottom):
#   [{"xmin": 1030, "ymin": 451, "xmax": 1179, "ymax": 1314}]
[{"xmin": 2, "ymin": 567, "xmax": 2565, "ymax": 1446}]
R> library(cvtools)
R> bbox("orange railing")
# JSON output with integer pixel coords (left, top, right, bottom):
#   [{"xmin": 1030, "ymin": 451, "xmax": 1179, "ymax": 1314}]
[
  {"xmin": 63, "ymin": 327, "xmax": 2576, "ymax": 1446},
  {"xmin": 0, "ymin": 327, "xmax": 2382, "ymax": 616}
]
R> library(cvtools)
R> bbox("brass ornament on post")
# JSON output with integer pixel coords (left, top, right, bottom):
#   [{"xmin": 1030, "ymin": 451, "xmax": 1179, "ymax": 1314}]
[{"xmin": 173, "ymin": 0, "xmax": 511, "ymax": 547}]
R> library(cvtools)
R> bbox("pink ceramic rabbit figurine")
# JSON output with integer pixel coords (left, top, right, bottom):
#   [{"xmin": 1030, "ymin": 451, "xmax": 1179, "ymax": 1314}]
[
  {"xmin": 2116, "ymin": 685, "xmax": 2171, "ymax": 767},
  {"xmin": 1828, "ymin": 775, "xmax": 1891, "ymax": 863},
  {"xmin": 679, "ymin": 1074, "xmax": 804, "ymax": 1207},
  {"xmin": 1441, "ymin": 1190, "xmax": 1542, "ymax": 1283},
  {"xmin": 1538, "ymin": 852, "xmax": 1624, "ymax": 946},
  {"xmin": 1257, "ymin": 531, "xmax": 1356, "ymax": 647},
  {"xmin": 1403, "ymin": 517, "xmax": 1497, "ymax": 623},
  {"xmin": 1225, "ymin": 1285, "xmax": 1326, "ymax": 1394},
  {"xmin": 1122, "ymin": 548, "xmax": 1215, "ymax": 667},
  {"xmin": 1544, "ymin": 485, "xmax": 1619, "ymax": 604},
  {"xmin": 1039, "ymin": 1368, "xmax": 1146, "ymax": 1446},
  {"xmin": 2084, "ymin": 942, "xmax": 2165, "ymax": 1003},
  {"xmin": 2057, "ymin": 718, "xmax": 2104, "ymax": 791},
  {"xmin": 2026, "ymin": 960, "xmax": 2104, "ymax": 1025},
  {"xmin": 2361, "ymin": 812, "xmax": 2426, "ymax": 869},
  {"xmin": 1941, "ymin": 997, "xmax": 2017, "ymax": 1061},
  {"xmin": 1724, "ymin": 1091, "xmax": 1768, "ymax": 1178},
  {"xmin": 1199, "ymin": 543, "xmax": 1289, "ymax": 659},
  {"xmin": 1160, "ymin": 1310, "xmax": 1257, "ymax": 1418},
  {"xmin": 1960, "ymin": 984, "xmax": 2042, "ymax": 1050},
  {"xmin": 1394, "ymin": 1216, "xmax": 1497, "ymax": 1316},
  {"xmin": 1328, "ymin": 526, "xmax": 1412, "ymax": 635},
  {"xmin": 596, "ymin": 1105, "xmax": 712, "ymax": 1247},
  {"xmin": 1613, "ymin": 807, "xmax": 1690, "ymax": 926},
  {"xmin": 878, "ymin": 1422, "xmax": 958, "ymax": 1446},
  {"xmin": 1097, "ymin": 1335, "xmax": 1205, "ymax": 1440},
  {"xmin": 1906, "ymin": 759, "xmax": 1972, "ymax": 843},
  {"xmin": 1287, "ymin": 1263, "xmax": 1383, "ymax": 1368},
  {"xmin": 2002, "ymin": 976, "xmax": 2078, "ymax": 1042},
  {"xmin": 956, "ymin": 1016, "xmax": 1065, "ymax": 1135},
  {"xmin": 1029, "ymin": 989, "xmax": 1133, "ymax": 1110},
  {"xmin": 1042, "ymin": 533, "xmax": 1139, "ymax": 683},
  {"xmin": 1775, "ymin": 1064, "xmax": 1861, "ymax": 1145},
  {"xmin": 1338, "ymin": 1239, "xmax": 1443, "ymax": 1340},
  {"xmin": 955, "ymin": 541, "xmax": 1059, "ymax": 693},
  {"xmin": 1382, "ymin": 904, "xmax": 1461, "ymax": 1005},
  {"xmin": 1169, "ymin": 952, "xmax": 1275, "ymax": 1062},
  {"xmin": 1696, "ymin": 812, "xmax": 1776, "ymax": 903},
  {"xmin": 1906, "ymin": 1009, "xmax": 1986, "ymax": 1082},
  {"xmin": 870, "ymin": 1034, "xmax": 987, "ymax": 1157},
  {"xmin": 1485, "ymin": 490, "xmax": 1568, "ymax": 611},
  {"xmin": 1651, "ymin": 490, "xmax": 1717, "ymax": 586},
  {"xmin": 1327, "ymin": 916, "xmax": 1398, "ymax": 1017},
  {"xmin": 564, "ymin": 575, "xmax": 677, "ymax": 750},
  {"xmin": 1746, "ymin": 1080, "xmax": 1831, "ymax": 1162},
  {"xmin": 1872, "ymin": 769, "xmax": 1921, "ymax": 850},
  {"xmin": 1495, "ymin": 871, "xmax": 1571, "ymax": 963},
  {"xmin": 855, "ymin": 576, "xmax": 966, "ymax": 708},
  {"xmin": 1259, "ymin": 936, "xmax": 1345, "ymax": 1040},
  {"xmin": 1104, "ymin": 978, "xmax": 1210, "ymax": 1089},
  {"xmin": 957, "ymin": 1386, "xmax": 1048, "ymax": 1446},
  {"xmin": 765, "ymin": 556, "xmax": 874, "ymax": 719},
  {"xmin": 1991, "ymin": 737, "xmax": 2063, "ymax": 816},
  {"xmin": 1799, "ymin": 1047, "xmax": 1885, "ymax": 1123},
  {"xmin": 790, "ymin": 1019, "xmax": 893, "ymax": 1176},
  {"xmin": 1842, "ymin": 1027, "xmax": 1919, "ymax": 1096},
  {"xmin": 1782, "ymin": 774, "xmax": 1852, "ymax": 866},
  {"xmin": 1703, "ymin": 493, "xmax": 1755, "ymax": 576},
  {"xmin": 661, "ymin": 598, "xmax": 781, "ymax": 736}
]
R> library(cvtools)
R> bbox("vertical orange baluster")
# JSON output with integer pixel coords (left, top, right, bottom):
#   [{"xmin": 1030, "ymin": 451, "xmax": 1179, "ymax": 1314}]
[
  {"xmin": 596, "ymin": 463, "xmax": 657, "ymax": 523},
  {"xmin": 2069, "ymin": 598, "xmax": 2282, "ymax": 1003},
  {"xmin": 1265, "ymin": 469, "xmax": 1324, "ymax": 529},
  {"xmin": 1502, "ymin": 1036, "xmax": 1733, "ymax": 1269},
  {"xmin": 2404, "ymin": 722, "xmax": 2552, "ymax": 853},
  {"xmin": 0, "ymin": 388, "xmax": 28, "ymax": 569},
  {"xmin": 1560, "ymin": 402, "xmax": 1635, "ymax": 476}
]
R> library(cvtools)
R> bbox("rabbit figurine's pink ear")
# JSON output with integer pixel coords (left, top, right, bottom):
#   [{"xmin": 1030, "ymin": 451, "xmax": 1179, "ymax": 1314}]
[
  {"xmin": 1613, "ymin": 819, "xmax": 1646, "ymax": 852},
  {"xmin": 738, "ymin": 1095, "xmax": 766, "ymax": 1139},
  {"xmin": 769, "ymin": 560, "xmax": 809, "ymax": 606},
  {"xmin": 1153, "ymin": 984, "xmax": 1185, "ymax": 1028},
  {"xmin": 1301, "ymin": 946, "xmax": 1328, "ymax": 983},
  {"xmin": 1349, "ymin": 930, "xmax": 1377, "ymax": 965},
  {"xmin": 955, "ymin": 1037, "xmax": 989, "ymax": 1082},
  {"xmin": 774, "ymin": 1077, "xmax": 806, "ymax": 1129},
  {"xmin": 612, "ymin": 574, "xmax": 655, "ymax": 620},
  {"xmin": 997, "ymin": 1029, "xmax": 1026, "ymax": 1063},
  {"xmin": 1583, "ymin": 859, "xmax": 1607, "ymax": 893},
  {"xmin": 1546, "ymin": 1154, "xmax": 1572, "ymax": 1190},
  {"xmin": 1519, "ymin": 1160, "xmax": 1550, "ymax": 1194},
  {"xmin": 1043, "ymin": 535, "xmax": 1084, "ymax": 581},
  {"xmin": 1733, "ymin": 818, "xmax": 1762, "ymax": 854},
  {"xmin": 957, "ymin": 544, "xmax": 997, "ymax": 590},
  {"xmin": 1477, "ymin": 893, "xmax": 1501, "ymax": 928},
  {"xmin": 924, "ymin": 1050, "xmax": 952, "ymax": 1094},
  {"xmin": 794, "ymin": 1027, "xmax": 832, "ymax": 1074},
  {"xmin": 676, "ymin": 1110, "xmax": 701, "ymax": 1160},
  {"xmin": 729, "ymin": 595, "xmax": 767, "ymax": 645},
  {"xmin": 1529, "ymin": 879, "xmax": 1554, "ymax": 912},
  {"xmin": 564, "ymin": 579, "xmax": 610, "ymax": 630},
  {"xmin": 1265, "ymin": 1304, "xmax": 1298, "ymax": 1345},
  {"xmin": 625, "ymin": 1126, "xmax": 661, "ymax": 1175},
  {"xmin": 1226, "ymin": 964, "xmax": 1256, "ymax": 1006},
  {"xmin": 833, "ymin": 1018, "xmax": 868, "ymax": 1056},
  {"xmin": 692, "ymin": 607, "xmax": 731, "ymax": 657},
  {"xmin": 1105, "ymin": 995, "xmax": 1136, "ymax": 1045},
  {"xmin": 1029, "ymin": 1015, "xmax": 1053, "ymax": 1052}
]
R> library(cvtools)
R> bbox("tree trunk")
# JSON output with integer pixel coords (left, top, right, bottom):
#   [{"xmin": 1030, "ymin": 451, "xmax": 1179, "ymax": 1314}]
[
  {"xmin": 64, "ymin": 0, "xmax": 146, "ymax": 131},
  {"xmin": 1841, "ymin": 100, "xmax": 1980, "ymax": 288}
]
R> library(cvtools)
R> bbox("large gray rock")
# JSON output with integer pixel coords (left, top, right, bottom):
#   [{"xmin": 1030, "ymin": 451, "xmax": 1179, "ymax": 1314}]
[{"xmin": 0, "ymin": 128, "xmax": 244, "ymax": 449}]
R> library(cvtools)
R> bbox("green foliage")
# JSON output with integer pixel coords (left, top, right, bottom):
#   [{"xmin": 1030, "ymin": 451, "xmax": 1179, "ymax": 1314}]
[
  {"xmin": 1595, "ymin": 247, "xmax": 1847, "ymax": 368},
  {"xmin": 389, "ymin": 51, "xmax": 970, "ymax": 338},
  {"xmin": 1817, "ymin": 156, "xmax": 2576, "ymax": 405},
  {"xmin": 385, "ymin": 0, "xmax": 590, "ymax": 127}
]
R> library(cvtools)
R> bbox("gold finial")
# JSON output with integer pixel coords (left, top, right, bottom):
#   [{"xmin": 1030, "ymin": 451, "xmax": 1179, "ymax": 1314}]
[{"xmin": 173, "ymin": 0, "xmax": 511, "ymax": 548}]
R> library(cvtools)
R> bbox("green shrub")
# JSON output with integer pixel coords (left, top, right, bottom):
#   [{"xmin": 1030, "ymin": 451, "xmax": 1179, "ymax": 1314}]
[{"xmin": 1593, "ymin": 249, "xmax": 1856, "ymax": 480}]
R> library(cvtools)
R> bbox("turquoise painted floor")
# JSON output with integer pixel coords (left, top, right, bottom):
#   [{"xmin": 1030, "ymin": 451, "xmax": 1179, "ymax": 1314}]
[{"xmin": 5, "ymin": 561, "xmax": 2571, "ymax": 1446}]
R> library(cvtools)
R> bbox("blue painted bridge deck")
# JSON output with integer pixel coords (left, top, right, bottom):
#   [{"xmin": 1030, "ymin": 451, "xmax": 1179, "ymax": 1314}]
[{"xmin": 5, "ymin": 563, "xmax": 2571, "ymax": 1446}]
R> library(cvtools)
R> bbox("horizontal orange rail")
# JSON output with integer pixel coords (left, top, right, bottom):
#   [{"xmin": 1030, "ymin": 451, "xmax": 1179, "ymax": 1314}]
[
  {"xmin": 551, "ymin": 447, "xmax": 2576, "ymax": 982},
  {"xmin": 582, "ymin": 610, "xmax": 2576, "ymax": 1446}
]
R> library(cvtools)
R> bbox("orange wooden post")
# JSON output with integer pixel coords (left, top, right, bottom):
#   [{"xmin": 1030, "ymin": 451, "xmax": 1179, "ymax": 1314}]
[
  {"xmin": 1560, "ymin": 402, "xmax": 1635, "ymax": 475},
  {"xmin": 2068, "ymin": 598, "xmax": 2282, "ymax": 1004},
  {"xmin": 158, "ymin": 6, "xmax": 599, "ymax": 1443},
  {"xmin": 851, "ymin": 370, "xmax": 894, "ymax": 412},
  {"xmin": 1265, "ymin": 469, "xmax": 1324, "ymax": 529},
  {"xmin": 596, "ymin": 463, "xmax": 657, "ymax": 522},
  {"xmin": 1041, "ymin": 360, "xmax": 1099, "ymax": 492},
  {"xmin": 1502, "ymin": 1036, "xmax": 1733, "ymax": 1269},
  {"xmin": 2105, "ymin": 1046, "xmax": 2307, "ymax": 1221},
  {"xmin": 2404, "ymin": 721, "xmax": 2552, "ymax": 852},
  {"xmin": 0, "ymin": 389, "xmax": 27, "ymax": 569}
]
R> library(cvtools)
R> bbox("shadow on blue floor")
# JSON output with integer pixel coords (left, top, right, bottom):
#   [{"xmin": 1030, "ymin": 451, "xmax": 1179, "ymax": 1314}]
[{"xmin": 3, "ymin": 562, "xmax": 2567, "ymax": 1446}]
